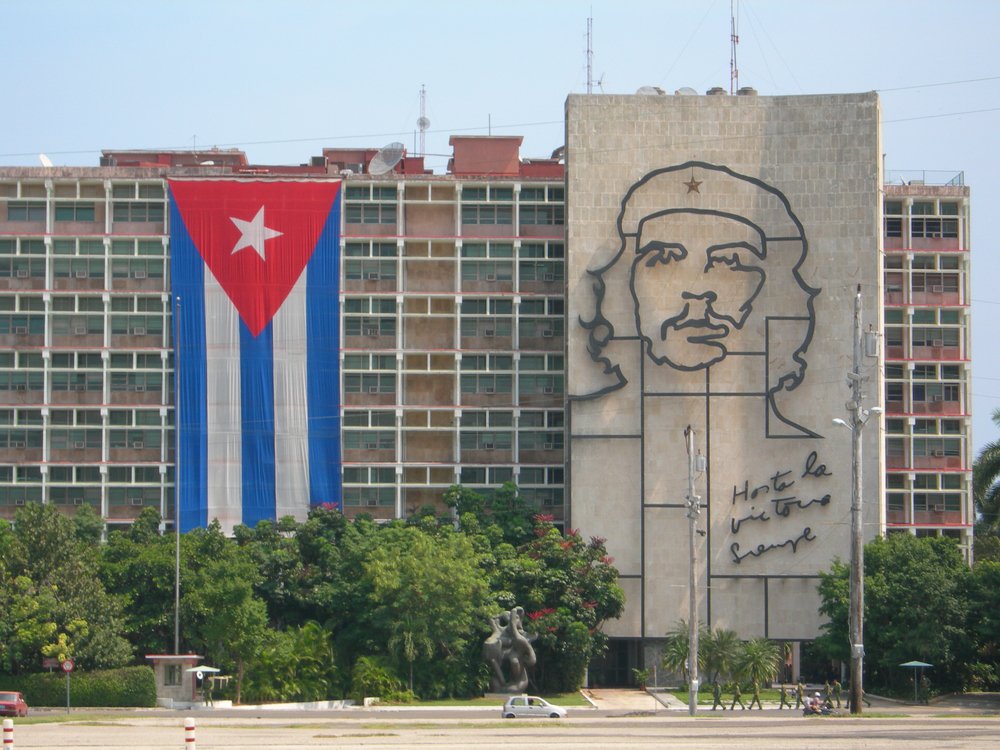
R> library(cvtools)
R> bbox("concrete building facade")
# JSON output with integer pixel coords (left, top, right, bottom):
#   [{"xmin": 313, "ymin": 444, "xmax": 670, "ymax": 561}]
[{"xmin": 565, "ymin": 92, "xmax": 885, "ymax": 666}]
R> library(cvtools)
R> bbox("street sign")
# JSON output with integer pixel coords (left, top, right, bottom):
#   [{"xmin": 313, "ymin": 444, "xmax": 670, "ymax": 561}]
[{"xmin": 61, "ymin": 659, "xmax": 75, "ymax": 673}]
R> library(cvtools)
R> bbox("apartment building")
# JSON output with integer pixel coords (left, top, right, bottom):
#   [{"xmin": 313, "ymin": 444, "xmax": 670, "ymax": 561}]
[
  {"xmin": 882, "ymin": 174, "xmax": 973, "ymax": 558},
  {"xmin": 0, "ymin": 135, "xmax": 567, "ymax": 529}
]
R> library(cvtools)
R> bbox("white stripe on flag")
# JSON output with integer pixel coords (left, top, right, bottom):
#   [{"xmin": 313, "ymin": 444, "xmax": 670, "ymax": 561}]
[
  {"xmin": 205, "ymin": 269, "xmax": 244, "ymax": 533},
  {"xmin": 273, "ymin": 271, "xmax": 311, "ymax": 522}
]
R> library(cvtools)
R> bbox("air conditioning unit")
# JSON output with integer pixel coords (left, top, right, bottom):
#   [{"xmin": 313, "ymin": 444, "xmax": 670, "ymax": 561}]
[
  {"xmin": 74, "ymin": 326, "xmax": 88, "ymax": 335},
  {"xmin": 933, "ymin": 504, "xmax": 946, "ymax": 512},
  {"xmin": 73, "ymin": 498, "xmax": 84, "ymax": 506},
  {"xmin": 11, "ymin": 441, "xmax": 25, "ymax": 448},
  {"xmin": 364, "ymin": 442, "xmax": 377, "ymax": 450},
  {"xmin": 930, "ymin": 340, "xmax": 944, "ymax": 347},
  {"xmin": 15, "ymin": 269, "xmax": 29, "ymax": 278},
  {"xmin": 14, "ymin": 326, "xmax": 28, "ymax": 335},
  {"xmin": 483, "ymin": 385, "xmax": 495, "ymax": 394},
  {"xmin": 931, "ymin": 394, "xmax": 944, "ymax": 402},
  {"xmin": 485, "ymin": 273, "xmax": 497, "ymax": 282},
  {"xmin": 544, "ymin": 442, "xmax": 556, "ymax": 450},
  {"xmin": 14, "ymin": 384, "xmax": 27, "ymax": 392},
  {"xmin": 133, "ymin": 384, "xmax": 146, "ymax": 392},
  {"xmin": 364, "ymin": 326, "xmax": 379, "ymax": 336},
  {"xmin": 73, "ymin": 384, "xmax": 87, "ymax": 391},
  {"xmin": 483, "ymin": 329, "xmax": 495, "ymax": 337},
  {"xmin": 130, "ymin": 498, "xmax": 145, "ymax": 506},
  {"xmin": 75, "ymin": 270, "xmax": 89, "ymax": 279},
  {"xmin": 481, "ymin": 442, "xmax": 494, "ymax": 450},
  {"xmin": 543, "ymin": 273, "xmax": 555, "ymax": 282},
  {"xmin": 133, "ymin": 270, "xmax": 147, "ymax": 279},
  {"xmin": 932, "ymin": 449, "xmax": 946, "ymax": 457},
  {"xmin": 131, "ymin": 441, "xmax": 144, "ymax": 449},
  {"xmin": 368, "ymin": 385, "xmax": 380, "ymax": 394},
  {"xmin": 14, "ymin": 498, "xmax": 25, "ymax": 506},
  {"xmin": 132, "ymin": 327, "xmax": 146, "ymax": 335},
  {"xmin": 930, "ymin": 285, "xmax": 944, "ymax": 293},
  {"xmin": 366, "ymin": 272, "xmax": 380, "ymax": 280},
  {"xmin": 73, "ymin": 441, "xmax": 86, "ymax": 449},
  {"xmin": 543, "ymin": 386, "xmax": 555, "ymax": 394},
  {"xmin": 542, "ymin": 329, "xmax": 554, "ymax": 338}
]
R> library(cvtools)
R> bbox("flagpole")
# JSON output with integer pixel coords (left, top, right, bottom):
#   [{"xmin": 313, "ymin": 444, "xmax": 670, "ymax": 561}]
[{"xmin": 174, "ymin": 296, "xmax": 181, "ymax": 655}]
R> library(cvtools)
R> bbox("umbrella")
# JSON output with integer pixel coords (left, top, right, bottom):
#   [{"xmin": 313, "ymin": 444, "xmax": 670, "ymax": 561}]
[
  {"xmin": 899, "ymin": 661, "xmax": 933, "ymax": 703},
  {"xmin": 185, "ymin": 666, "xmax": 221, "ymax": 679}
]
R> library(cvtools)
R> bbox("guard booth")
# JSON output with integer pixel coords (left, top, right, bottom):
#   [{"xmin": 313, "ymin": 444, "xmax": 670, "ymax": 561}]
[{"xmin": 144, "ymin": 654, "xmax": 203, "ymax": 707}]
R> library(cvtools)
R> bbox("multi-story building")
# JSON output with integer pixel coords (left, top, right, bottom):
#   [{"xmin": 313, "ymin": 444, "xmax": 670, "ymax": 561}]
[
  {"xmin": 882, "ymin": 174, "xmax": 973, "ymax": 558},
  {"xmin": 0, "ymin": 135, "xmax": 567, "ymax": 530}
]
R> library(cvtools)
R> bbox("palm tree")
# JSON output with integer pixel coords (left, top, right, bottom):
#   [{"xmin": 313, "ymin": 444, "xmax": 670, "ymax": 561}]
[
  {"xmin": 661, "ymin": 620, "xmax": 707, "ymax": 686},
  {"xmin": 736, "ymin": 637, "xmax": 782, "ymax": 688},
  {"xmin": 702, "ymin": 628, "xmax": 741, "ymax": 684},
  {"xmin": 974, "ymin": 407, "xmax": 1000, "ymax": 533}
]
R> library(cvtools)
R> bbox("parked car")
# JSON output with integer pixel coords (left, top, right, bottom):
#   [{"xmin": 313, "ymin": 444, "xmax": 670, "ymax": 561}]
[
  {"xmin": 501, "ymin": 694, "xmax": 566, "ymax": 719},
  {"xmin": 0, "ymin": 691, "xmax": 28, "ymax": 717}
]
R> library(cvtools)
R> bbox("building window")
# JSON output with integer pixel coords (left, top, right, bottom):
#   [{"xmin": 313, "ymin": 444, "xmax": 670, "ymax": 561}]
[
  {"xmin": 112, "ymin": 202, "xmax": 164, "ymax": 222},
  {"xmin": 6, "ymin": 202, "xmax": 45, "ymax": 221},
  {"xmin": 54, "ymin": 203, "xmax": 96, "ymax": 222}
]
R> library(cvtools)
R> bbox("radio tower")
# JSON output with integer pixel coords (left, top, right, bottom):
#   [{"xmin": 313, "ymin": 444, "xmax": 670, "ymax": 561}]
[
  {"xmin": 416, "ymin": 85, "xmax": 430, "ymax": 157},
  {"xmin": 586, "ymin": 14, "xmax": 594, "ymax": 94},
  {"xmin": 730, "ymin": 0, "xmax": 740, "ymax": 94}
]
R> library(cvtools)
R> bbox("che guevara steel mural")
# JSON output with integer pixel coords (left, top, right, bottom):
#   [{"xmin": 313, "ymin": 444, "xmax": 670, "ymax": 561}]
[{"xmin": 573, "ymin": 161, "xmax": 837, "ymax": 567}]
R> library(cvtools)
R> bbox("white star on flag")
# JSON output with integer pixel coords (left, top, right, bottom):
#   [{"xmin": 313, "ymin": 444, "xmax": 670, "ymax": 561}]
[{"xmin": 230, "ymin": 206, "xmax": 283, "ymax": 260}]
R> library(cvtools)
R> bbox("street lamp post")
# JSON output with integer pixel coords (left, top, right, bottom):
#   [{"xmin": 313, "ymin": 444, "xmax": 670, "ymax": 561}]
[
  {"xmin": 834, "ymin": 285, "xmax": 880, "ymax": 715},
  {"xmin": 684, "ymin": 426, "xmax": 704, "ymax": 717}
]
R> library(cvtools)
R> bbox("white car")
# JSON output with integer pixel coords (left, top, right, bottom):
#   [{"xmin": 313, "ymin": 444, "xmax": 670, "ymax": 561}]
[{"xmin": 501, "ymin": 695, "xmax": 567, "ymax": 719}]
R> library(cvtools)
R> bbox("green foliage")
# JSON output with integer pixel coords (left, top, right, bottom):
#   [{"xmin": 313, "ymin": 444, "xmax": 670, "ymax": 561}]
[
  {"xmin": 2, "ymin": 666, "xmax": 156, "ymax": 707},
  {"xmin": 735, "ymin": 637, "xmax": 781, "ymax": 686},
  {"xmin": 349, "ymin": 655, "xmax": 404, "ymax": 702},
  {"xmin": 816, "ymin": 533, "xmax": 974, "ymax": 693},
  {"xmin": 0, "ymin": 503, "xmax": 132, "ymax": 673},
  {"xmin": 973, "ymin": 407, "xmax": 1000, "ymax": 534},
  {"xmin": 702, "ymin": 628, "xmax": 741, "ymax": 684}
]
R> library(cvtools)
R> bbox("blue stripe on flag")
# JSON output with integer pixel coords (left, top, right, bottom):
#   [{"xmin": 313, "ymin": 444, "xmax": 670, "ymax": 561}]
[
  {"xmin": 307, "ymin": 191, "xmax": 343, "ymax": 510},
  {"xmin": 240, "ymin": 320, "xmax": 277, "ymax": 527},
  {"xmin": 170, "ymin": 194, "xmax": 209, "ymax": 532}
]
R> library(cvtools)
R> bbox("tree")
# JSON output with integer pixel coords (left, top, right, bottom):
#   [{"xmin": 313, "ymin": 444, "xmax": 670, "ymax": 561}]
[
  {"xmin": 817, "ymin": 534, "xmax": 973, "ymax": 693},
  {"xmin": 973, "ymin": 407, "xmax": 1000, "ymax": 534},
  {"xmin": 702, "ymin": 628, "xmax": 742, "ymax": 684},
  {"xmin": 497, "ymin": 517, "xmax": 624, "ymax": 692},
  {"xmin": 736, "ymin": 638, "xmax": 782, "ymax": 687},
  {"xmin": 0, "ymin": 503, "xmax": 132, "ymax": 672}
]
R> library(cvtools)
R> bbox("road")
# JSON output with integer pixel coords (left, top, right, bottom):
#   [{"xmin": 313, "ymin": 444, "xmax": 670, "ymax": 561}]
[{"xmin": 7, "ymin": 711, "xmax": 1000, "ymax": 750}]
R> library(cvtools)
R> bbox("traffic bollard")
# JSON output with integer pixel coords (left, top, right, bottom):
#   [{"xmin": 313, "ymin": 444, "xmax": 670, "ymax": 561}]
[
  {"xmin": 184, "ymin": 717, "xmax": 195, "ymax": 750},
  {"xmin": 2, "ymin": 718, "xmax": 13, "ymax": 750}
]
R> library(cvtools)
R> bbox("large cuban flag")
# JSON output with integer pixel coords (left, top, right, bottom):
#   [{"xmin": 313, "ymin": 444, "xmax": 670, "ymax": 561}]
[{"xmin": 168, "ymin": 179, "xmax": 342, "ymax": 533}]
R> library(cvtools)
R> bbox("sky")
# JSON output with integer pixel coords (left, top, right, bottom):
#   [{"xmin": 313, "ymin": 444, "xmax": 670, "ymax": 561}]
[{"xmin": 4, "ymin": 0, "xmax": 999, "ymax": 451}]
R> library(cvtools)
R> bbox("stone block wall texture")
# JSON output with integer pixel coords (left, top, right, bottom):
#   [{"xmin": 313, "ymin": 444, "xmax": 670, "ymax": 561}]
[{"xmin": 566, "ymin": 93, "xmax": 882, "ymax": 640}]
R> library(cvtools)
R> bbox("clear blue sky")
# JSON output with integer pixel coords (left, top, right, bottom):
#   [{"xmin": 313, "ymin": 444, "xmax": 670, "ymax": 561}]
[{"xmin": 5, "ymin": 0, "xmax": 999, "ymax": 451}]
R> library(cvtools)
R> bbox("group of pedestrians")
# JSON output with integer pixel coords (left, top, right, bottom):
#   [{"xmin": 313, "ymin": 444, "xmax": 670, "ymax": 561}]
[{"xmin": 709, "ymin": 679, "xmax": 843, "ymax": 711}]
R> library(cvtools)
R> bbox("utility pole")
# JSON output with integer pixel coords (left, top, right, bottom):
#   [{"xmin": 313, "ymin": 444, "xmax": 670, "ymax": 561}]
[
  {"xmin": 174, "ymin": 297, "xmax": 182, "ymax": 655},
  {"xmin": 836, "ymin": 284, "xmax": 880, "ymax": 714},
  {"xmin": 684, "ymin": 425, "xmax": 703, "ymax": 716}
]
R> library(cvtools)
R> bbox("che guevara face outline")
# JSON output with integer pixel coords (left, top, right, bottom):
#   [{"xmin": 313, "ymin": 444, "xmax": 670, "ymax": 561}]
[{"xmin": 629, "ymin": 211, "xmax": 766, "ymax": 371}]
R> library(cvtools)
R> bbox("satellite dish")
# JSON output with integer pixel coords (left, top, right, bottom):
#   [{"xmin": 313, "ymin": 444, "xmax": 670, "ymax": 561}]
[
  {"xmin": 39, "ymin": 154, "xmax": 53, "ymax": 167},
  {"xmin": 417, "ymin": 116, "xmax": 431, "ymax": 131},
  {"xmin": 368, "ymin": 142, "xmax": 405, "ymax": 175},
  {"xmin": 636, "ymin": 86, "xmax": 665, "ymax": 96},
  {"xmin": 674, "ymin": 87, "xmax": 698, "ymax": 96}
]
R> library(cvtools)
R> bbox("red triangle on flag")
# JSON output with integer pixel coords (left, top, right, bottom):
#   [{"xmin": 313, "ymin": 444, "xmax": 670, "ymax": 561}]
[{"xmin": 169, "ymin": 179, "xmax": 341, "ymax": 336}]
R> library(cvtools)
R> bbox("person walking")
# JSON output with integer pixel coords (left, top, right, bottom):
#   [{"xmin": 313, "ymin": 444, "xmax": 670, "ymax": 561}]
[
  {"xmin": 730, "ymin": 682, "xmax": 746, "ymax": 710},
  {"xmin": 779, "ymin": 683, "xmax": 793, "ymax": 710},
  {"xmin": 823, "ymin": 680, "xmax": 832, "ymax": 706},
  {"xmin": 794, "ymin": 681, "xmax": 806, "ymax": 710},
  {"xmin": 711, "ymin": 680, "xmax": 727, "ymax": 710},
  {"xmin": 748, "ymin": 680, "xmax": 763, "ymax": 710},
  {"xmin": 832, "ymin": 679, "xmax": 842, "ymax": 708}
]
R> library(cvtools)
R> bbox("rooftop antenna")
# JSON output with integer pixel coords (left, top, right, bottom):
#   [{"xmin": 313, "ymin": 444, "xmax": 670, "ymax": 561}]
[
  {"xmin": 586, "ymin": 13, "xmax": 594, "ymax": 94},
  {"xmin": 416, "ymin": 84, "xmax": 430, "ymax": 157},
  {"xmin": 730, "ymin": 0, "xmax": 740, "ymax": 94},
  {"xmin": 368, "ymin": 141, "xmax": 405, "ymax": 176}
]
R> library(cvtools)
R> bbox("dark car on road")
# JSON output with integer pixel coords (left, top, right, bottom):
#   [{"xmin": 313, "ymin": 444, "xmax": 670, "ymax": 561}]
[{"xmin": 0, "ymin": 691, "xmax": 27, "ymax": 717}]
